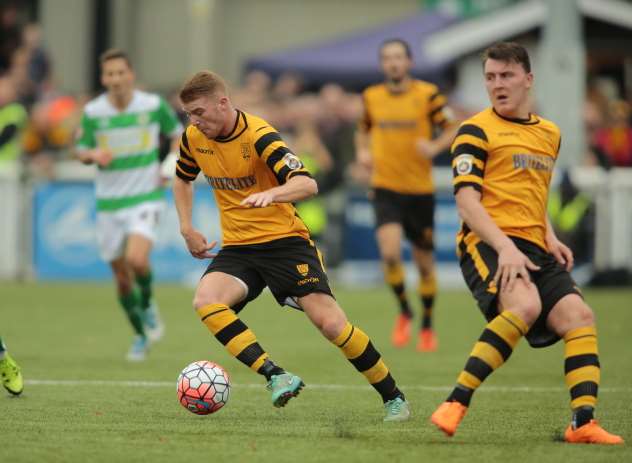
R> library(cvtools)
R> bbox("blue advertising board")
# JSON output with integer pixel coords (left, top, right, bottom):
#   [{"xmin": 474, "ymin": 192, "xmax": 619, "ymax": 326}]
[
  {"xmin": 32, "ymin": 182, "xmax": 460, "ymax": 281},
  {"xmin": 32, "ymin": 182, "xmax": 221, "ymax": 282}
]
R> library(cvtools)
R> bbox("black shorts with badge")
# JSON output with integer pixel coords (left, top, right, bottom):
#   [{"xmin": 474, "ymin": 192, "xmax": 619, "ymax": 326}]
[
  {"xmin": 204, "ymin": 236, "xmax": 334, "ymax": 313},
  {"xmin": 459, "ymin": 236, "xmax": 582, "ymax": 348},
  {"xmin": 372, "ymin": 187, "xmax": 435, "ymax": 250}
]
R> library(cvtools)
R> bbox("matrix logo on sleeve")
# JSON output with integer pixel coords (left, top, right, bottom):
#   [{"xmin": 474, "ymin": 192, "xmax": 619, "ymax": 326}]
[
  {"xmin": 455, "ymin": 154, "xmax": 474, "ymax": 175},
  {"xmin": 283, "ymin": 153, "xmax": 302, "ymax": 170}
]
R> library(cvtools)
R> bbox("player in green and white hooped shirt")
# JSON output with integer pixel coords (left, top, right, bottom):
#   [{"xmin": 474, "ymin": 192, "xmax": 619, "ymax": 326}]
[{"xmin": 76, "ymin": 49, "xmax": 182, "ymax": 361}]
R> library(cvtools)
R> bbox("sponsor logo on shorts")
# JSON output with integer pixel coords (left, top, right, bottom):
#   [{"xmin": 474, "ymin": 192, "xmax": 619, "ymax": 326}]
[
  {"xmin": 296, "ymin": 263, "xmax": 309, "ymax": 276},
  {"xmin": 298, "ymin": 277, "xmax": 320, "ymax": 286}
]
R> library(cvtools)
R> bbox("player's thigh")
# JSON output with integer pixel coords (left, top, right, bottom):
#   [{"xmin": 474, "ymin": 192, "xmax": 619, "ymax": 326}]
[
  {"xmin": 411, "ymin": 246, "xmax": 435, "ymax": 278},
  {"xmin": 372, "ymin": 188, "xmax": 405, "ymax": 260},
  {"xmin": 125, "ymin": 233, "xmax": 153, "ymax": 270},
  {"xmin": 375, "ymin": 223, "xmax": 404, "ymax": 261},
  {"xmin": 498, "ymin": 278, "xmax": 542, "ymax": 327},
  {"xmin": 546, "ymin": 294, "xmax": 595, "ymax": 337},
  {"xmin": 194, "ymin": 272, "xmax": 251, "ymax": 310},
  {"xmin": 298, "ymin": 292, "xmax": 348, "ymax": 340},
  {"xmin": 96, "ymin": 212, "xmax": 126, "ymax": 262},
  {"xmin": 256, "ymin": 238, "xmax": 334, "ymax": 309},
  {"xmin": 197, "ymin": 249, "xmax": 266, "ymax": 312}
]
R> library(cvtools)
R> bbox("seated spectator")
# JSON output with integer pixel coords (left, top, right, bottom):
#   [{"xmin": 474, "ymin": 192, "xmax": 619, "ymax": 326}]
[{"xmin": 591, "ymin": 100, "xmax": 632, "ymax": 168}]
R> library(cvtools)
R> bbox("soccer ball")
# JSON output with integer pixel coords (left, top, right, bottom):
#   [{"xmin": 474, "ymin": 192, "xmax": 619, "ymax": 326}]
[{"xmin": 177, "ymin": 361, "xmax": 230, "ymax": 415}]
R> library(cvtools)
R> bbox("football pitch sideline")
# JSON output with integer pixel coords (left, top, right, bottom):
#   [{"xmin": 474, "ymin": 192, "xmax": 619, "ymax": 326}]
[{"xmin": 1, "ymin": 282, "xmax": 630, "ymax": 462}]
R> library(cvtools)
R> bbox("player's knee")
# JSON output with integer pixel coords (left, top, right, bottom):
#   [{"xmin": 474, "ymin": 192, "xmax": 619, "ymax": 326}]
[
  {"xmin": 126, "ymin": 255, "xmax": 149, "ymax": 276},
  {"xmin": 192, "ymin": 291, "xmax": 224, "ymax": 311},
  {"xmin": 419, "ymin": 265, "xmax": 434, "ymax": 280},
  {"xmin": 307, "ymin": 300, "xmax": 348, "ymax": 340},
  {"xmin": 320, "ymin": 313, "xmax": 348, "ymax": 341},
  {"xmin": 383, "ymin": 257, "xmax": 400, "ymax": 269},
  {"xmin": 511, "ymin": 299, "xmax": 541, "ymax": 326},
  {"xmin": 569, "ymin": 303, "xmax": 595, "ymax": 328},
  {"xmin": 112, "ymin": 270, "xmax": 132, "ymax": 293}
]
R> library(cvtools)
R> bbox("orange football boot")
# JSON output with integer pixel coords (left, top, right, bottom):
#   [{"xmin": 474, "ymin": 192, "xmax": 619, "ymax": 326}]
[
  {"xmin": 391, "ymin": 314, "xmax": 412, "ymax": 347},
  {"xmin": 430, "ymin": 401, "xmax": 468, "ymax": 437},
  {"xmin": 417, "ymin": 328, "xmax": 438, "ymax": 352},
  {"xmin": 564, "ymin": 420, "xmax": 624, "ymax": 445}
]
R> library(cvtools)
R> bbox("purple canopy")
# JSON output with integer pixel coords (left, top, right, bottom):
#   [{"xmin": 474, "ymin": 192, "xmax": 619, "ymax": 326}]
[{"xmin": 244, "ymin": 11, "xmax": 458, "ymax": 88}]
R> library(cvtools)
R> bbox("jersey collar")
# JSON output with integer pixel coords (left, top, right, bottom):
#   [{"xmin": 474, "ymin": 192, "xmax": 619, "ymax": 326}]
[
  {"xmin": 492, "ymin": 108, "xmax": 540, "ymax": 125},
  {"xmin": 215, "ymin": 109, "xmax": 248, "ymax": 142}
]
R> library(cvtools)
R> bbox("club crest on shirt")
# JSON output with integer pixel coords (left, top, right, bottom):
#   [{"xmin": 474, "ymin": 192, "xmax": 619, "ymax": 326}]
[
  {"xmin": 455, "ymin": 154, "xmax": 474, "ymax": 175},
  {"xmin": 296, "ymin": 263, "xmax": 309, "ymax": 276},
  {"xmin": 241, "ymin": 143, "xmax": 251, "ymax": 160},
  {"xmin": 283, "ymin": 153, "xmax": 302, "ymax": 170}
]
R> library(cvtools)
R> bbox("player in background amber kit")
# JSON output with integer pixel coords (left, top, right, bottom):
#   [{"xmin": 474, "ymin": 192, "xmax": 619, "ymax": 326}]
[{"xmin": 356, "ymin": 39, "xmax": 458, "ymax": 351}]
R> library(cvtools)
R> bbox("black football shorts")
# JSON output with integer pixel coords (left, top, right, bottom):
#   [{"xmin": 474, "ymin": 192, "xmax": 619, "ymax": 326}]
[
  {"xmin": 372, "ymin": 187, "xmax": 435, "ymax": 250},
  {"xmin": 204, "ymin": 236, "xmax": 333, "ymax": 313},
  {"xmin": 459, "ymin": 236, "xmax": 582, "ymax": 348}
]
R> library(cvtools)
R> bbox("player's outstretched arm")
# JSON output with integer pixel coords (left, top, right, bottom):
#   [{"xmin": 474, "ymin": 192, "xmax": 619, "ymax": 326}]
[
  {"xmin": 173, "ymin": 175, "xmax": 216, "ymax": 259},
  {"xmin": 456, "ymin": 186, "xmax": 540, "ymax": 291},
  {"xmin": 241, "ymin": 175, "xmax": 318, "ymax": 208}
]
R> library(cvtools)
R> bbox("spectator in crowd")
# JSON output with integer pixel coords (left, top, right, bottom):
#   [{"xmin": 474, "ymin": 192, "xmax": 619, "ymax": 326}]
[
  {"xmin": 0, "ymin": 2, "xmax": 22, "ymax": 74},
  {"xmin": 591, "ymin": 100, "xmax": 632, "ymax": 168},
  {"xmin": 0, "ymin": 76, "xmax": 27, "ymax": 166}
]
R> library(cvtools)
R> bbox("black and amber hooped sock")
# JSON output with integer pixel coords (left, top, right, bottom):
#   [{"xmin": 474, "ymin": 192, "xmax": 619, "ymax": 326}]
[
  {"xmin": 384, "ymin": 263, "xmax": 412, "ymax": 317},
  {"xmin": 448, "ymin": 310, "xmax": 528, "ymax": 406},
  {"xmin": 418, "ymin": 274, "xmax": 437, "ymax": 329},
  {"xmin": 564, "ymin": 325, "xmax": 600, "ymax": 423},
  {"xmin": 333, "ymin": 322, "xmax": 401, "ymax": 402},
  {"xmin": 197, "ymin": 303, "xmax": 269, "ymax": 374}
]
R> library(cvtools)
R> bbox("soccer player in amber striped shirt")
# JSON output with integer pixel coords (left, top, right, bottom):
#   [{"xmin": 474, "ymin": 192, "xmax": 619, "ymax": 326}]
[
  {"xmin": 172, "ymin": 70, "xmax": 410, "ymax": 421},
  {"xmin": 356, "ymin": 39, "xmax": 458, "ymax": 352},
  {"xmin": 430, "ymin": 42, "xmax": 623, "ymax": 445}
]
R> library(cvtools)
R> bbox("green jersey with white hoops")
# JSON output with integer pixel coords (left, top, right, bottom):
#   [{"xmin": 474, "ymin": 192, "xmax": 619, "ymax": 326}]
[{"xmin": 76, "ymin": 90, "xmax": 182, "ymax": 211}]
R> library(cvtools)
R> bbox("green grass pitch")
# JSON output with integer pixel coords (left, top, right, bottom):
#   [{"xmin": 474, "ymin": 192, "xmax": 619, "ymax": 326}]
[{"xmin": 1, "ymin": 282, "xmax": 630, "ymax": 462}]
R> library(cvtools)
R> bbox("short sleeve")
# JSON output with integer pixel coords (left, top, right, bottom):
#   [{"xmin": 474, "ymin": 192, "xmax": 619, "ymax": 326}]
[
  {"xmin": 175, "ymin": 129, "xmax": 200, "ymax": 182},
  {"xmin": 253, "ymin": 126, "xmax": 311, "ymax": 184},
  {"xmin": 451, "ymin": 123, "xmax": 489, "ymax": 194}
]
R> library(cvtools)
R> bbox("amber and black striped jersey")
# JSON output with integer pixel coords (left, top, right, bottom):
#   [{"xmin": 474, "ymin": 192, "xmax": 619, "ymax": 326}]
[
  {"xmin": 360, "ymin": 80, "xmax": 453, "ymax": 194},
  {"xmin": 176, "ymin": 110, "xmax": 311, "ymax": 246},
  {"xmin": 451, "ymin": 107, "xmax": 561, "ymax": 251}
]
